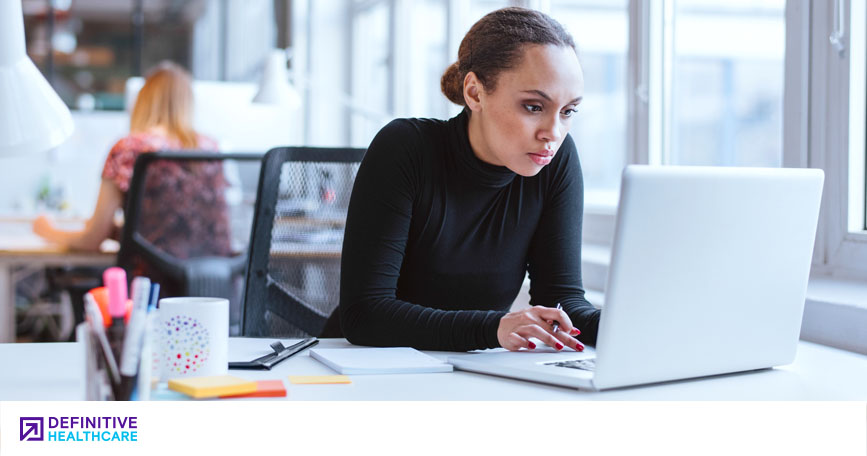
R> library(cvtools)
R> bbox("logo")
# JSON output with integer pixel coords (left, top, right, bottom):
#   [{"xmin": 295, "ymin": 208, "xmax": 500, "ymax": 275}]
[
  {"xmin": 20, "ymin": 417, "xmax": 44, "ymax": 441},
  {"xmin": 18, "ymin": 416, "xmax": 138, "ymax": 442}
]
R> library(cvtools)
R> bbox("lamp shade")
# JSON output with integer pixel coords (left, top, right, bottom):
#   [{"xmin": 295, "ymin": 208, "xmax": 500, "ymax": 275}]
[
  {"xmin": 252, "ymin": 49, "xmax": 301, "ymax": 108},
  {"xmin": 0, "ymin": 0, "xmax": 73, "ymax": 155}
]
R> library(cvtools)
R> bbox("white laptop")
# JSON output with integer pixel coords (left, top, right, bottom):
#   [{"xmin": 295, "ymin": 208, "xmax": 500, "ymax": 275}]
[{"xmin": 448, "ymin": 165, "xmax": 824, "ymax": 391}]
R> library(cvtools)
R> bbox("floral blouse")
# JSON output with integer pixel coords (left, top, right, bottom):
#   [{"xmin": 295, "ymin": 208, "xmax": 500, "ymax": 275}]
[{"xmin": 101, "ymin": 132, "xmax": 232, "ymax": 261}]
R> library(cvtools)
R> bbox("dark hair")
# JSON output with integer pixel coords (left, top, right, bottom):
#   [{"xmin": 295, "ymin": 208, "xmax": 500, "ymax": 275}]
[{"xmin": 440, "ymin": 7, "xmax": 576, "ymax": 106}]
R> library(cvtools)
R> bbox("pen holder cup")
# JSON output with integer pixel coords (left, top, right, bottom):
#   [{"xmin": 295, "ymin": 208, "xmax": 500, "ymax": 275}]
[{"xmin": 157, "ymin": 297, "xmax": 230, "ymax": 381}]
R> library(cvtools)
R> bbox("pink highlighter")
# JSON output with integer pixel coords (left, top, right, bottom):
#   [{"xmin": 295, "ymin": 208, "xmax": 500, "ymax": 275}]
[{"xmin": 103, "ymin": 267, "xmax": 128, "ymax": 365}]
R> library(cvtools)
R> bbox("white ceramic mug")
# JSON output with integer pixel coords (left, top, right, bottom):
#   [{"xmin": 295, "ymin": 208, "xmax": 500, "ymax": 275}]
[{"xmin": 158, "ymin": 297, "xmax": 229, "ymax": 380}]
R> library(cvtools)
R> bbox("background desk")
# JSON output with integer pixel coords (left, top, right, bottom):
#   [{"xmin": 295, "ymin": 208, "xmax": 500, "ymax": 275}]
[
  {"xmin": 0, "ymin": 218, "xmax": 116, "ymax": 342},
  {"xmin": 2, "ymin": 338, "xmax": 866, "ymax": 400}
]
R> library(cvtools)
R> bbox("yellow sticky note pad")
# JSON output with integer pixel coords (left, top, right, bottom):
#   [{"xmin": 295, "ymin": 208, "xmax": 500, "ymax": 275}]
[
  {"xmin": 168, "ymin": 375, "xmax": 257, "ymax": 399},
  {"xmin": 288, "ymin": 375, "xmax": 352, "ymax": 384}
]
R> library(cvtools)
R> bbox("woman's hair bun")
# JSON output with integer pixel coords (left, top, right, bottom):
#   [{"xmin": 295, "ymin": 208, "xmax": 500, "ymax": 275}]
[{"xmin": 440, "ymin": 61, "xmax": 465, "ymax": 106}]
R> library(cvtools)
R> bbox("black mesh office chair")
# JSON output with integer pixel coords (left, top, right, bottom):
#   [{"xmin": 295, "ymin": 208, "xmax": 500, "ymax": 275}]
[
  {"xmin": 118, "ymin": 152, "xmax": 263, "ymax": 335},
  {"xmin": 241, "ymin": 147, "xmax": 365, "ymax": 338}
]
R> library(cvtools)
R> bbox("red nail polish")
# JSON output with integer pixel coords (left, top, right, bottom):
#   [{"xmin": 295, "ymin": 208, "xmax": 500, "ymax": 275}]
[
  {"xmin": 555, "ymin": 342, "xmax": 563, "ymax": 350},
  {"xmin": 572, "ymin": 328, "xmax": 581, "ymax": 336},
  {"xmin": 577, "ymin": 345, "xmax": 584, "ymax": 351},
  {"xmin": 528, "ymin": 342, "xmax": 536, "ymax": 349}
]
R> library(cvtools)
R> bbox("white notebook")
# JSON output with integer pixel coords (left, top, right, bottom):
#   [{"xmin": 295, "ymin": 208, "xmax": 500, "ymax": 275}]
[{"xmin": 310, "ymin": 347, "xmax": 454, "ymax": 374}]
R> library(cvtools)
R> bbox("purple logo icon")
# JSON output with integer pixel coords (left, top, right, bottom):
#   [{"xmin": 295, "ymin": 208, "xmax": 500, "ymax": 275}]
[{"xmin": 20, "ymin": 417, "xmax": 43, "ymax": 441}]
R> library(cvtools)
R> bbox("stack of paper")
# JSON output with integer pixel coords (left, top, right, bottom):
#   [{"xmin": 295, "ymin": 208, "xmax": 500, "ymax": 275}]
[{"xmin": 310, "ymin": 347, "xmax": 453, "ymax": 374}]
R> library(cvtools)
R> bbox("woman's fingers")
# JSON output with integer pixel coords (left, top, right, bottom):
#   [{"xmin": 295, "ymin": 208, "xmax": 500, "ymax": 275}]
[
  {"xmin": 551, "ymin": 329, "xmax": 585, "ymax": 351},
  {"xmin": 518, "ymin": 324, "xmax": 566, "ymax": 351},
  {"xmin": 531, "ymin": 306, "xmax": 575, "ymax": 334},
  {"xmin": 524, "ymin": 318, "xmax": 584, "ymax": 351},
  {"xmin": 503, "ymin": 332, "xmax": 533, "ymax": 351}
]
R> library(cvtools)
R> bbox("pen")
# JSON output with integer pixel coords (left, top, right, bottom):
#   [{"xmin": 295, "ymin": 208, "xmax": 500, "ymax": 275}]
[
  {"xmin": 118, "ymin": 277, "xmax": 151, "ymax": 400},
  {"xmin": 147, "ymin": 283, "xmax": 160, "ymax": 312},
  {"xmin": 552, "ymin": 302, "xmax": 562, "ymax": 333}
]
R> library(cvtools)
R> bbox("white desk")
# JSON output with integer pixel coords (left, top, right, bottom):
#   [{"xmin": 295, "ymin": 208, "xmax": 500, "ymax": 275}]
[
  {"xmin": 0, "ymin": 218, "xmax": 116, "ymax": 342},
  {"xmin": 1, "ymin": 338, "xmax": 866, "ymax": 400},
  {"xmin": 0, "ymin": 341, "xmax": 86, "ymax": 400}
]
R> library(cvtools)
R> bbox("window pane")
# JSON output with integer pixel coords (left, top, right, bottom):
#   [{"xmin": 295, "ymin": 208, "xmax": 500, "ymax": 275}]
[
  {"xmin": 350, "ymin": 1, "xmax": 392, "ymax": 146},
  {"xmin": 550, "ymin": 0, "xmax": 628, "ymax": 195},
  {"xmin": 407, "ymin": 0, "xmax": 449, "ymax": 120},
  {"xmin": 466, "ymin": 1, "xmax": 511, "ymax": 31},
  {"xmin": 667, "ymin": 0, "xmax": 785, "ymax": 167},
  {"xmin": 848, "ymin": 0, "xmax": 867, "ymax": 231}
]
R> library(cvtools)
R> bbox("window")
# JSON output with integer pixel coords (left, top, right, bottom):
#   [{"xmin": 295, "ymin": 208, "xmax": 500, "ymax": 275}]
[
  {"xmin": 350, "ymin": 0, "xmax": 393, "ymax": 146},
  {"xmin": 550, "ymin": 0, "xmax": 629, "ymax": 197},
  {"xmin": 661, "ymin": 0, "xmax": 785, "ymax": 168},
  {"xmin": 406, "ymin": 0, "xmax": 450, "ymax": 120}
]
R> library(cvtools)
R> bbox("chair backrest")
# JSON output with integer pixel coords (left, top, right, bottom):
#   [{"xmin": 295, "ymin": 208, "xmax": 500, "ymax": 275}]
[
  {"xmin": 241, "ymin": 147, "xmax": 365, "ymax": 338},
  {"xmin": 118, "ymin": 151, "xmax": 264, "ymax": 335}
]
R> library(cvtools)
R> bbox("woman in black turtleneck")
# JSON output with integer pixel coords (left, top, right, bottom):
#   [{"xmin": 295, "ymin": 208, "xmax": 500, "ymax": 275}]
[{"xmin": 339, "ymin": 7, "xmax": 600, "ymax": 352}]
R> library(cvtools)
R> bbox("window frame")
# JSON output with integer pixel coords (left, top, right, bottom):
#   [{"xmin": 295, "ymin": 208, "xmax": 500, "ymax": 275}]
[{"xmin": 809, "ymin": 0, "xmax": 867, "ymax": 280}]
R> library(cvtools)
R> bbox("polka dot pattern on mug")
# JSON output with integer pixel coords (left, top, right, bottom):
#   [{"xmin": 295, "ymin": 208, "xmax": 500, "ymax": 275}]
[{"xmin": 164, "ymin": 314, "xmax": 210, "ymax": 375}]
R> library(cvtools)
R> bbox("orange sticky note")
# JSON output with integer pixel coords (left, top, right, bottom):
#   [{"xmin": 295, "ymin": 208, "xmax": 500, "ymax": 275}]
[
  {"xmin": 288, "ymin": 375, "xmax": 352, "ymax": 384},
  {"xmin": 220, "ymin": 380, "xmax": 287, "ymax": 398}
]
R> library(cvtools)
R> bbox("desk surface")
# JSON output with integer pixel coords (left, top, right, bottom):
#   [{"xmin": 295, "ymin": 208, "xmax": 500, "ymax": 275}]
[
  {"xmin": 0, "ymin": 218, "xmax": 118, "ymax": 257},
  {"xmin": 2, "ymin": 338, "xmax": 866, "ymax": 400}
]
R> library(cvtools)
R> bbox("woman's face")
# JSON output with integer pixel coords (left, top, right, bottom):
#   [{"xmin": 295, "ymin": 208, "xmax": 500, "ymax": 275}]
[{"xmin": 465, "ymin": 44, "xmax": 584, "ymax": 177}]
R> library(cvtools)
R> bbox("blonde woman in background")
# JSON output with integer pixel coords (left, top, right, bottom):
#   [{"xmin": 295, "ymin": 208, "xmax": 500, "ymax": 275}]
[{"xmin": 33, "ymin": 61, "xmax": 226, "ymax": 255}]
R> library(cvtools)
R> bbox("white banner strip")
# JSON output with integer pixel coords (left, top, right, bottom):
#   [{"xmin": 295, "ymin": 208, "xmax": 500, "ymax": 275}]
[{"xmin": 1, "ymin": 401, "xmax": 865, "ymax": 455}]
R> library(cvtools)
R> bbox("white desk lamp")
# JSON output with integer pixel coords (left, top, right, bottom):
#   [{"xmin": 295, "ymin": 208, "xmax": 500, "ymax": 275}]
[
  {"xmin": 252, "ymin": 49, "xmax": 302, "ymax": 109},
  {"xmin": 0, "ymin": 0, "xmax": 73, "ymax": 155}
]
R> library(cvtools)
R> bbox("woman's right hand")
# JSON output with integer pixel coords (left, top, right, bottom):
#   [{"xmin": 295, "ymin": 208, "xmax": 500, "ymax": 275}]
[
  {"xmin": 497, "ymin": 306, "xmax": 584, "ymax": 352},
  {"xmin": 32, "ymin": 215, "xmax": 55, "ymax": 239}
]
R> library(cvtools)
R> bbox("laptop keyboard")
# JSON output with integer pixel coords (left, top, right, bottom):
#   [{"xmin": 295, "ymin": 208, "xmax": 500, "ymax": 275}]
[{"xmin": 544, "ymin": 358, "xmax": 597, "ymax": 371}]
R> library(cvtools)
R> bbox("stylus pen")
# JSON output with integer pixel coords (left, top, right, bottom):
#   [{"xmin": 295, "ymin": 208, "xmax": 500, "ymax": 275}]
[{"xmin": 552, "ymin": 302, "xmax": 562, "ymax": 333}]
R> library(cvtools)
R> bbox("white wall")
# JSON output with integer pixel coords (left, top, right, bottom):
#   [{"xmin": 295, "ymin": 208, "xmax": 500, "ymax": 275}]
[{"xmin": 0, "ymin": 111, "xmax": 127, "ymax": 217}]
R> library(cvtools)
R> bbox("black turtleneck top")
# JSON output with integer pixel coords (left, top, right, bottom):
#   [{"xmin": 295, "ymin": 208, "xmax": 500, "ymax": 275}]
[{"xmin": 339, "ymin": 110, "xmax": 600, "ymax": 351}]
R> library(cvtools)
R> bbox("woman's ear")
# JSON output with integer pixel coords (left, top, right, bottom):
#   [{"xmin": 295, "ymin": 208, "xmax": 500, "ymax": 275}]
[{"xmin": 463, "ymin": 72, "xmax": 483, "ymax": 112}]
